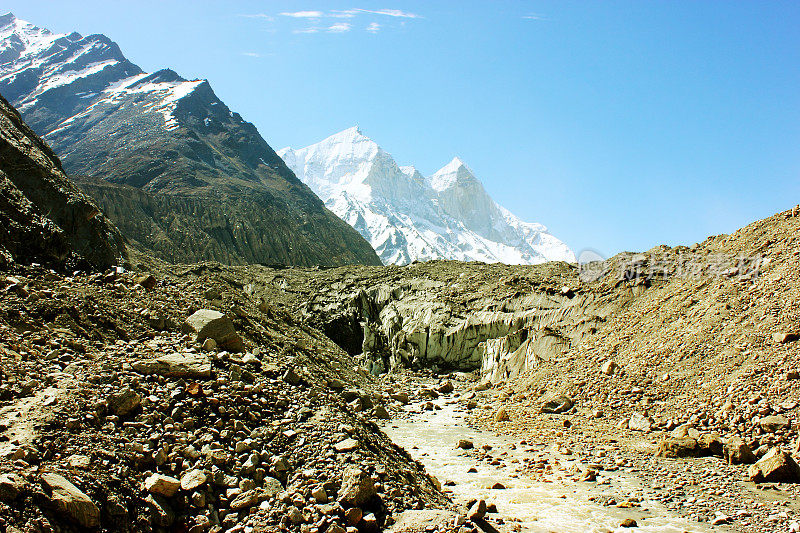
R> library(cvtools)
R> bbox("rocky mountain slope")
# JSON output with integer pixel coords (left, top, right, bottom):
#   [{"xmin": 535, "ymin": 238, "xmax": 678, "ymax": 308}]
[
  {"xmin": 279, "ymin": 127, "xmax": 574, "ymax": 265},
  {"xmin": 0, "ymin": 13, "xmax": 381, "ymax": 267},
  {"xmin": 253, "ymin": 206, "xmax": 800, "ymax": 531},
  {"xmin": 0, "ymin": 92, "xmax": 125, "ymax": 269}
]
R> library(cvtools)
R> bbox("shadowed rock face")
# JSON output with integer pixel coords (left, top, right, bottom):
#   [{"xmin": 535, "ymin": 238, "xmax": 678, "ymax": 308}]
[
  {"xmin": 0, "ymin": 14, "xmax": 381, "ymax": 268},
  {"xmin": 0, "ymin": 93, "xmax": 126, "ymax": 269}
]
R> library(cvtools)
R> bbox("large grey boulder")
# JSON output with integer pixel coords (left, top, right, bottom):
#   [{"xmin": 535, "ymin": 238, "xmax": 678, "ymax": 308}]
[
  {"xmin": 40, "ymin": 473, "xmax": 100, "ymax": 528},
  {"xmin": 132, "ymin": 353, "xmax": 211, "ymax": 379},
  {"xmin": 184, "ymin": 310, "xmax": 244, "ymax": 352}
]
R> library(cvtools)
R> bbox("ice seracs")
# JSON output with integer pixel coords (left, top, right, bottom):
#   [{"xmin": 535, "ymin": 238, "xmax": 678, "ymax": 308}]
[{"xmin": 279, "ymin": 128, "xmax": 575, "ymax": 265}]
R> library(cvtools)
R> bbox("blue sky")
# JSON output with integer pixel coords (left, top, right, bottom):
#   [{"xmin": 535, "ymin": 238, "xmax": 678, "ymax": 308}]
[{"xmin": 5, "ymin": 1, "xmax": 800, "ymax": 257}]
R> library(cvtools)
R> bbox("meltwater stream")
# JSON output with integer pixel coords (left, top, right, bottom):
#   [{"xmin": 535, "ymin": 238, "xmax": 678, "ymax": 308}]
[{"xmin": 383, "ymin": 398, "xmax": 715, "ymax": 533}]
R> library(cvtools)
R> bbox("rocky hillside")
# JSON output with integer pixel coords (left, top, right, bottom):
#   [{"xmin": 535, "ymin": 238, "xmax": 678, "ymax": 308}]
[
  {"xmin": 0, "ymin": 255, "xmax": 449, "ymax": 532},
  {"xmin": 0, "ymin": 13, "xmax": 381, "ymax": 267},
  {"xmin": 0, "ymin": 93, "xmax": 125, "ymax": 269},
  {"xmin": 279, "ymin": 127, "xmax": 574, "ymax": 265}
]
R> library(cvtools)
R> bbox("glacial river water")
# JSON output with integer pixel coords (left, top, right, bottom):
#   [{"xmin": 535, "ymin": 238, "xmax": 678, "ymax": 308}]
[{"xmin": 383, "ymin": 398, "xmax": 715, "ymax": 533}]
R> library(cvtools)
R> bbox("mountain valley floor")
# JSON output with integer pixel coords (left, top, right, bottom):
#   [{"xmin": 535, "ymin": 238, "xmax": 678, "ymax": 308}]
[{"xmin": 1, "ymin": 207, "xmax": 800, "ymax": 532}]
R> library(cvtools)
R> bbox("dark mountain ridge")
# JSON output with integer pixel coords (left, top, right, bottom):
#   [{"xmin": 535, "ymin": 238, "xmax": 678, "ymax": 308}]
[{"xmin": 0, "ymin": 13, "xmax": 381, "ymax": 267}]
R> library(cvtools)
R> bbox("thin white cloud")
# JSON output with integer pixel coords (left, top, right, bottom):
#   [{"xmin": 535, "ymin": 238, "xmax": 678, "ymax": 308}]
[
  {"xmin": 330, "ymin": 10, "xmax": 359, "ymax": 18},
  {"xmin": 241, "ymin": 52, "xmax": 261, "ymax": 57},
  {"xmin": 522, "ymin": 13, "xmax": 547, "ymax": 20},
  {"xmin": 280, "ymin": 11, "xmax": 324, "ymax": 18},
  {"xmin": 351, "ymin": 8, "xmax": 421, "ymax": 19},
  {"xmin": 293, "ymin": 27, "xmax": 320, "ymax": 33},
  {"xmin": 328, "ymin": 22, "xmax": 352, "ymax": 33},
  {"xmin": 238, "ymin": 13, "xmax": 274, "ymax": 21},
  {"xmin": 366, "ymin": 22, "xmax": 381, "ymax": 33}
]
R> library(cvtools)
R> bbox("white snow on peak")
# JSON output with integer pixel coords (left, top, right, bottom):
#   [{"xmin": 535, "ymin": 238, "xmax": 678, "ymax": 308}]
[
  {"xmin": 0, "ymin": 13, "xmax": 204, "ymax": 133},
  {"xmin": 280, "ymin": 128, "xmax": 575, "ymax": 265}
]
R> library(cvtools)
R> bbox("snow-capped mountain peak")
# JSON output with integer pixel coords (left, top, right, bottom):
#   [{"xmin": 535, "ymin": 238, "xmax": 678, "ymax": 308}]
[
  {"xmin": 280, "ymin": 129, "xmax": 575, "ymax": 265},
  {"xmin": 0, "ymin": 13, "xmax": 205, "ymax": 135}
]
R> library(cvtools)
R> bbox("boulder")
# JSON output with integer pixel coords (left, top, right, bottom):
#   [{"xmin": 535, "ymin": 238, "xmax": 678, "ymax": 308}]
[
  {"xmin": 540, "ymin": 395, "xmax": 574, "ymax": 414},
  {"xmin": 437, "ymin": 381, "xmax": 455, "ymax": 394},
  {"xmin": 145, "ymin": 494, "xmax": 174, "ymax": 527},
  {"xmin": 0, "ymin": 473, "xmax": 27, "ymax": 501},
  {"xmin": 107, "ymin": 387, "xmax": 141, "ymax": 416},
  {"xmin": 334, "ymin": 438, "xmax": 360, "ymax": 452},
  {"xmin": 748, "ymin": 448, "xmax": 800, "ymax": 482},
  {"xmin": 760, "ymin": 415, "xmax": 790, "ymax": 433},
  {"xmin": 628, "ymin": 412, "xmax": 652, "ymax": 432},
  {"xmin": 230, "ymin": 488, "xmax": 272, "ymax": 510},
  {"xmin": 468, "ymin": 499, "xmax": 487, "ymax": 520},
  {"xmin": 601, "ymin": 360, "xmax": 617, "ymax": 375},
  {"xmin": 132, "ymin": 353, "xmax": 211, "ymax": 379},
  {"xmin": 338, "ymin": 466, "xmax": 377, "ymax": 507},
  {"xmin": 457, "ymin": 439, "xmax": 474, "ymax": 450},
  {"xmin": 179, "ymin": 470, "xmax": 207, "ymax": 491},
  {"xmin": 183, "ymin": 309, "xmax": 244, "ymax": 352},
  {"xmin": 40, "ymin": 473, "xmax": 100, "ymax": 528},
  {"xmin": 494, "ymin": 406, "xmax": 510, "ymax": 422},
  {"xmin": 144, "ymin": 473, "xmax": 181, "ymax": 497},
  {"xmin": 773, "ymin": 332, "xmax": 799, "ymax": 344},
  {"xmin": 671, "ymin": 424, "xmax": 700, "ymax": 439},
  {"xmin": 656, "ymin": 437, "xmax": 700, "ymax": 458}
]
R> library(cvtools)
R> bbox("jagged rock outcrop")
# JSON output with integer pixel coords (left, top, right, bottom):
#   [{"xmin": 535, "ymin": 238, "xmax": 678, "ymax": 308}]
[
  {"xmin": 0, "ymin": 93, "xmax": 125, "ymax": 269},
  {"xmin": 0, "ymin": 13, "xmax": 380, "ymax": 267}
]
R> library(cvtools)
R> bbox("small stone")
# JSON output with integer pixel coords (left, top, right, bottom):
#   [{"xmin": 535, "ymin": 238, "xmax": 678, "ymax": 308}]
[
  {"xmin": 620, "ymin": 518, "xmax": 637, "ymax": 528},
  {"xmin": 391, "ymin": 392, "xmax": 410, "ymax": 404},
  {"xmin": 457, "ymin": 439, "xmax": 474, "ymax": 450},
  {"xmin": 601, "ymin": 360, "xmax": 617, "ymax": 375},
  {"xmin": 135, "ymin": 275, "xmax": 157, "ymax": 290},
  {"xmin": 132, "ymin": 353, "xmax": 211, "ymax": 379},
  {"xmin": 345, "ymin": 507, "xmax": 363, "ymax": 526},
  {"xmin": 312, "ymin": 486, "xmax": 328, "ymax": 503},
  {"xmin": 437, "ymin": 381, "xmax": 455, "ymax": 394},
  {"xmin": 374, "ymin": 405, "xmax": 391, "ymax": 420},
  {"xmin": 201, "ymin": 338, "xmax": 217, "ymax": 351},
  {"xmin": 283, "ymin": 368, "xmax": 301, "ymax": 385},
  {"xmin": 656, "ymin": 437, "xmax": 699, "ymax": 458}
]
